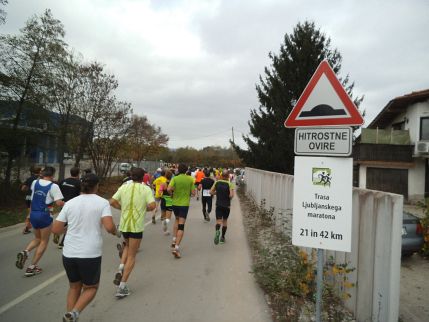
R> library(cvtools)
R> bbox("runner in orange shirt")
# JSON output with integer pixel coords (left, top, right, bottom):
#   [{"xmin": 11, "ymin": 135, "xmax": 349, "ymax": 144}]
[{"xmin": 194, "ymin": 168, "xmax": 205, "ymax": 201}]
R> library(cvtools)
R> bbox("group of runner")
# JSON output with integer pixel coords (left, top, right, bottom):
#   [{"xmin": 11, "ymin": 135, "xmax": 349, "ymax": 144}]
[{"xmin": 15, "ymin": 163, "xmax": 235, "ymax": 322}]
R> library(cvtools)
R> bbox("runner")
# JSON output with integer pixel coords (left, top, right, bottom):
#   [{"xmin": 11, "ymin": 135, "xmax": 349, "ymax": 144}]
[
  {"xmin": 52, "ymin": 173, "xmax": 119, "ymax": 322},
  {"xmin": 20, "ymin": 165, "xmax": 41, "ymax": 234},
  {"xmin": 167, "ymin": 163, "xmax": 196, "ymax": 259},
  {"xmin": 15, "ymin": 166, "xmax": 64, "ymax": 276},
  {"xmin": 56, "ymin": 167, "xmax": 81, "ymax": 249},
  {"xmin": 122, "ymin": 170, "xmax": 132, "ymax": 184},
  {"xmin": 199, "ymin": 169, "xmax": 214, "ymax": 222},
  {"xmin": 142, "ymin": 168, "xmax": 151, "ymax": 186},
  {"xmin": 110, "ymin": 167, "xmax": 156, "ymax": 298},
  {"xmin": 194, "ymin": 168, "xmax": 205, "ymax": 201},
  {"xmin": 159, "ymin": 170, "xmax": 173, "ymax": 235},
  {"xmin": 210, "ymin": 170, "xmax": 235, "ymax": 245},
  {"xmin": 153, "ymin": 167, "xmax": 162, "ymax": 180},
  {"xmin": 152, "ymin": 169, "xmax": 167, "ymax": 223}
]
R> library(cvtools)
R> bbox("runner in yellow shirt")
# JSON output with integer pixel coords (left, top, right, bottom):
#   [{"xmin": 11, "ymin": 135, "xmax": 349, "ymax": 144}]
[
  {"xmin": 110, "ymin": 168, "xmax": 156, "ymax": 298},
  {"xmin": 152, "ymin": 169, "xmax": 167, "ymax": 223}
]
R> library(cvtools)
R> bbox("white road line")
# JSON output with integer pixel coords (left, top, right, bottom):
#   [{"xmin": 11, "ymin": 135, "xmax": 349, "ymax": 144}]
[
  {"xmin": 0, "ymin": 271, "xmax": 66, "ymax": 315},
  {"xmin": 0, "ymin": 214, "xmax": 159, "ymax": 315}
]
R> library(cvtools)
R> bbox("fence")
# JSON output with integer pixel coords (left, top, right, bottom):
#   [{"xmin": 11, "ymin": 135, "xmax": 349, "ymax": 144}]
[{"xmin": 245, "ymin": 167, "xmax": 403, "ymax": 322}]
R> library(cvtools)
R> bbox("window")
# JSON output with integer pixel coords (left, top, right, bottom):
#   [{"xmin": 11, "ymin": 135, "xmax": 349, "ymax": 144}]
[{"xmin": 420, "ymin": 117, "xmax": 429, "ymax": 140}]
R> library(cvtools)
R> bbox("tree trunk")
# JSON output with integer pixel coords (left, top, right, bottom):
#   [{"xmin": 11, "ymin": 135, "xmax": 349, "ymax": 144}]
[{"xmin": 4, "ymin": 51, "xmax": 39, "ymax": 187}]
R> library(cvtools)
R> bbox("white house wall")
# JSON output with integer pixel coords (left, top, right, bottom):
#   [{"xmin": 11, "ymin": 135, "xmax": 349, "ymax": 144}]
[
  {"xmin": 380, "ymin": 100, "xmax": 429, "ymax": 201},
  {"xmin": 408, "ymin": 158, "xmax": 426, "ymax": 201},
  {"xmin": 359, "ymin": 164, "xmax": 367, "ymax": 189},
  {"xmin": 387, "ymin": 100, "xmax": 429, "ymax": 145}
]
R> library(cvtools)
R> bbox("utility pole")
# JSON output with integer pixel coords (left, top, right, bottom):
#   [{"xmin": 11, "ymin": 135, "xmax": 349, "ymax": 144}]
[{"xmin": 231, "ymin": 127, "xmax": 235, "ymax": 167}]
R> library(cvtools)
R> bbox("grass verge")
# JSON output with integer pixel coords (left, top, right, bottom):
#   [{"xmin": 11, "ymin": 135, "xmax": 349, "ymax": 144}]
[
  {"xmin": 0, "ymin": 208, "xmax": 27, "ymax": 228},
  {"xmin": 0, "ymin": 176, "xmax": 124, "ymax": 228},
  {"xmin": 237, "ymin": 185, "xmax": 355, "ymax": 322}
]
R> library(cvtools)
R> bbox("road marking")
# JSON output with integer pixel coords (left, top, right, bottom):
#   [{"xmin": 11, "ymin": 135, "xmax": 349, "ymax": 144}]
[
  {"xmin": 0, "ymin": 214, "xmax": 159, "ymax": 315},
  {"xmin": 0, "ymin": 271, "xmax": 66, "ymax": 315}
]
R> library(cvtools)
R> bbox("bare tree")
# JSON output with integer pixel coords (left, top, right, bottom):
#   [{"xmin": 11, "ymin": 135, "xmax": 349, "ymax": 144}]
[
  {"xmin": 121, "ymin": 115, "xmax": 169, "ymax": 163},
  {"xmin": 87, "ymin": 100, "xmax": 132, "ymax": 178},
  {"xmin": 0, "ymin": 9, "xmax": 66, "ymax": 185},
  {"xmin": 0, "ymin": 0, "xmax": 8, "ymax": 25},
  {"xmin": 43, "ymin": 50, "xmax": 83, "ymax": 180},
  {"xmin": 70, "ymin": 62, "xmax": 119, "ymax": 167}
]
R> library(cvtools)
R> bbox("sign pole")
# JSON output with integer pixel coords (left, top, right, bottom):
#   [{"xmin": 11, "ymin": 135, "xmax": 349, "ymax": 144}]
[{"xmin": 315, "ymin": 248, "xmax": 324, "ymax": 322}]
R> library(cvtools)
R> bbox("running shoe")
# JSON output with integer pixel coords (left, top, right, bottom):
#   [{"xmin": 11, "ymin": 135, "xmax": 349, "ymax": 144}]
[
  {"xmin": 115, "ymin": 285, "xmax": 130, "ymax": 298},
  {"xmin": 171, "ymin": 241, "xmax": 176, "ymax": 249},
  {"xmin": 172, "ymin": 246, "xmax": 181, "ymax": 259},
  {"xmin": 25, "ymin": 265, "xmax": 42, "ymax": 277},
  {"xmin": 214, "ymin": 230, "xmax": 220, "ymax": 245},
  {"xmin": 220, "ymin": 237, "xmax": 225, "ymax": 244},
  {"xmin": 204, "ymin": 214, "xmax": 210, "ymax": 222},
  {"xmin": 113, "ymin": 270, "xmax": 123, "ymax": 286},
  {"xmin": 53, "ymin": 233, "xmax": 60, "ymax": 244},
  {"xmin": 62, "ymin": 311, "xmax": 78, "ymax": 322},
  {"xmin": 15, "ymin": 251, "xmax": 28, "ymax": 269},
  {"xmin": 116, "ymin": 243, "xmax": 123, "ymax": 259},
  {"xmin": 152, "ymin": 216, "xmax": 156, "ymax": 224},
  {"xmin": 22, "ymin": 228, "xmax": 31, "ymax": 234}
]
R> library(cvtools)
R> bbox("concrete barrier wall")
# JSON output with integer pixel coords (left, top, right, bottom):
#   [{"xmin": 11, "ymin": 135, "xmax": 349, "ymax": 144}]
[{"xmin": 244, "ymin": 167, "xmax": 403, "ymax": 322}]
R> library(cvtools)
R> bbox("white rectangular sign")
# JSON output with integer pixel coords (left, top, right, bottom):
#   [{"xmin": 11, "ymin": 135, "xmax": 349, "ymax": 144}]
[
  {"xmin": 292, "ymin": 156, "xmax": 352, "ymax": 252},
  {"xmin": 294, "ymin": 127, "xmax": 352, "ymax": 156}
]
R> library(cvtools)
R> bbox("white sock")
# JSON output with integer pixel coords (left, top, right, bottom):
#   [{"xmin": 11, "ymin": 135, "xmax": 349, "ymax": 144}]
[
  {"xmin": 71, "ymin": 310, "xmax": 80, "ymax": 318},
  {"xmin": 119, "ymin": 282, "xmax": 127, "ymax": 288},
  {"xmin": 166, "ymin": 218, "xmax": 170, "ymax": 224},
  {"xmin": 119, "ymin": 264, "xmax": 124, "ymax": 271}
]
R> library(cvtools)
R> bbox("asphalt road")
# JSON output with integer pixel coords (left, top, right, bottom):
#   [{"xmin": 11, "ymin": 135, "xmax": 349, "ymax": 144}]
[{"xmin": 0, "ymin": 195, "xmax": 272, "ymax": 322}]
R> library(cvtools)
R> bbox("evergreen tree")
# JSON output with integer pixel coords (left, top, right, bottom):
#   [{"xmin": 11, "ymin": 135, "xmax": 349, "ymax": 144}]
[{"xmin": 234, "ymin": 21, "xmax": 363, "ymax": 174}]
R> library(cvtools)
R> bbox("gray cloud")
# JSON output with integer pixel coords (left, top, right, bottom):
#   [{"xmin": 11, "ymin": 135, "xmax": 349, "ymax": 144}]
[{"xmin": 2, "ymin": 0, "xmax": 428, "ymax": 148}]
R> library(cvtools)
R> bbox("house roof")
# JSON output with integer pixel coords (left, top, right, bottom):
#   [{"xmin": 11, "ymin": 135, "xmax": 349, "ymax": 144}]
[{"xmin": 368, "ymin": 89, "xmax": 429, "ymax": 129}]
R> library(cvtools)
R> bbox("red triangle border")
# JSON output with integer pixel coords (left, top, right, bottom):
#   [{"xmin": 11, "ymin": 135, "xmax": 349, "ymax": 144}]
[{"xmin": 284, "ymin": 60, "xmax": 364, "ymax": 128}]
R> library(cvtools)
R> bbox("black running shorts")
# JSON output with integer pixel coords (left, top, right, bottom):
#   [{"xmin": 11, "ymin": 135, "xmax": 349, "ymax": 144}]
[
  {"xmin": 172, "ymin": 206, "xmax": 189, "ymax": 219},
  {"xmin": 215, "ymin": 206, "xmax": 230, "ymax": 220},
  {"xmin": 62, "ymin": 256, "xmax": 101, "ymax": 286},
  {"xmin": 160, "ymin": 198, "xmax": 173, "ymax": 212},
  {"xmin": 122, "ymin": 231, "xmax": 143, "ymax": 239}
]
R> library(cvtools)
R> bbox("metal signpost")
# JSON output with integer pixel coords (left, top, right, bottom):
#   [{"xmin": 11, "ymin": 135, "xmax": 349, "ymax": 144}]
[{"xmin": 284, "ymin": 60, "xmax": 364, "ymax": 321}]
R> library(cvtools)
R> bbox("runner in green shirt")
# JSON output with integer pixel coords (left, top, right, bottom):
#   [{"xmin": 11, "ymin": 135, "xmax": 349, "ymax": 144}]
[{"xmin": 167, "ymin": 164, "xmax": 195, "ymax": 258}]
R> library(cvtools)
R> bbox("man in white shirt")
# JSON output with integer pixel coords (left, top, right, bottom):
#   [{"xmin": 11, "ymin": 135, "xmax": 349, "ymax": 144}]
[{"xmin": 15, "ymin": 166, "xmax": 65, "ymax": 276}]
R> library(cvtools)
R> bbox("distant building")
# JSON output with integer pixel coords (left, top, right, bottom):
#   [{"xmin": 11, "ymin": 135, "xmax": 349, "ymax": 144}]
[
  {"xmin": 0, "ymin": 101, "xmax": 61, "ymax": 164},
  {"xmin": 353, "ymin": 89, "xmax": 429, "ymax": 202},
  {"xmin": 0, "ymin": 101, "xmax": 86, "ymax": 165}
]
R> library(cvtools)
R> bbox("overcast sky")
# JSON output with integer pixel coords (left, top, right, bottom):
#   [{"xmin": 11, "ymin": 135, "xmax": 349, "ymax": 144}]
[{"xmin": 2, "ymin": 0, "xmax": 429, "ymax": 149}]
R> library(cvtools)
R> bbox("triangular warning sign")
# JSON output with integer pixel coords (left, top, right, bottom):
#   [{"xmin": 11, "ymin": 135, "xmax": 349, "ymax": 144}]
[{"xmin": 284, "ymin": 60, "xmax": 364, "ymax": 128}]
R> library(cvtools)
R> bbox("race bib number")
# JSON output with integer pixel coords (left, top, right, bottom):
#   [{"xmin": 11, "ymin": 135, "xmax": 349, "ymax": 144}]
[{"xmin": 203, "ymin": 189, "xmax": 211, "ymax": 197}]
